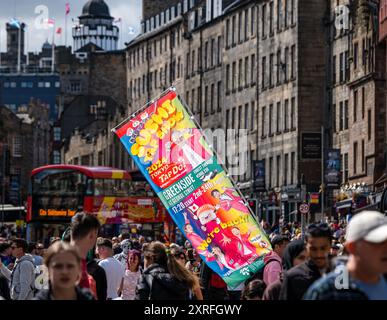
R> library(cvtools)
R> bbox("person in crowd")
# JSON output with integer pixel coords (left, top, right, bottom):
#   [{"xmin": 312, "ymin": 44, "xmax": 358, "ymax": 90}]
[
  {"xmin": 241, "ymin": 279, "xmax": 266, "ymax": 300},
  {"xmin": 35, "ymin": 243, "xmax": 45, "ymax": 258},
  {"xmin": 121, "ymin": 249, "xmax": 142, "ymax": 300},
  {"xmin": 0, "ymin": 242, "xmax": 14, "ymax": 268},
  {"xmin": 34, "ymin": 241, "xmax": 94, "ymax": 300},
  {"xmin": 135, "ymin": 241, "xmax": 197, "ymax": 300},
  {"xmin": 263, "ymin": 239, "xmax": 306, "ymax": 300},
  {"xmin": 0, "ymin": 238, "xmax": 35, "ymax": 300},
  {"xmin": 200, "ymin": 262, "xmax": 228, "ymax": 300},
  {"xmin": 114, "ymin": 239, "xmax": 132, "ymax": 267},
  {"xmin": 70, "ymin": 212, "xmax": 100, "ymax": 296},
  {"xmin": 305, "ymin": 211, "xmax": 387, "ymax": 300},
  {"xmin": 86, "ymin": 250, "xmax": 107, "ymax": 301},
  {"xmin": 262, "ymin": 235, "xmax": 289, "ymax": 286},
  {"xmin": 279, "ymin": 223, "xmax": 332, "ymax": 300},
  {"xmin": 185, "ymin": 248, "xmax": 201, "ymax": 278},
  {"xmin": 171, "ymin": 246, "xmax": 187, "ymax": 267},
  {"xmin": 27, "ymin": 242, "xmax": 43, "ymax": 266},
  {"xmin": 96, "ymin": 238, "xmax": 125, "ymax": 300}
]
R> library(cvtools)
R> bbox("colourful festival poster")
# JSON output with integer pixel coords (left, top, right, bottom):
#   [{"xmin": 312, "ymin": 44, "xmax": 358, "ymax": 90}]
[{"xmin": 113, "ymin": 88, "xmax": 272, "ymax": 288}]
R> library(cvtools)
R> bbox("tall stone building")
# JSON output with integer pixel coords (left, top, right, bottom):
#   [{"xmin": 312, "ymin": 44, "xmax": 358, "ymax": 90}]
[{"xmin": 330, "ymin": 0, "xmax": 386, "ymax": 203}]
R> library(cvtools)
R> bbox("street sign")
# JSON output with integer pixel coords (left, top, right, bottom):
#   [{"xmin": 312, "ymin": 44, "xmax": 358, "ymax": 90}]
[{"xmin": 299, "ymin": 203, "xmax": 310, "ymax": 214}]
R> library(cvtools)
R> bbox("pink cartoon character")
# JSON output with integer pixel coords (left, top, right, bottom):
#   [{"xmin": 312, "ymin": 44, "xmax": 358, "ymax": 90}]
[
  {"xmin": 193, "ymin": 204, "xmax": 221, "ymax": 232},
  {"xmin": 229, "ymin": 226, "xmax": 257, "ymax": 259},
  {"xmin": 211, "ymin": 188, "xmax": 250, "ymax": 215}
]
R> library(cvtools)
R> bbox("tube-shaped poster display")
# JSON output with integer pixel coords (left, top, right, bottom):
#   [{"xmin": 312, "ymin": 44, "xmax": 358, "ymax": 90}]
[{"xmin": 112, "ymin": 88, "xmax": 272, "ymax": 288}]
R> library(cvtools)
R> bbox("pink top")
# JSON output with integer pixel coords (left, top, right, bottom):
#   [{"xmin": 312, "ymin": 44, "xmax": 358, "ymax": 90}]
[
  {"xmin": 263, "ymin": 251, "xmax": 282, "ymax": 286},
  {"xmin": 121, "ymin": 269, "xmax": 141, "ymax": 300}
]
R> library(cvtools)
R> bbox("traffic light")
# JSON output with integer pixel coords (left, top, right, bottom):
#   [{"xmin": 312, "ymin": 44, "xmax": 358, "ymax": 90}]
[{"xmin": 248, "ymin": 199, "xmax": 258, "ymax": 216}]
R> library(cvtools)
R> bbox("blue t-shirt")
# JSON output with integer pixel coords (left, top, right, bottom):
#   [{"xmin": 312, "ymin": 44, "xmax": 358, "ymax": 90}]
[{"xmin": 354, "ymin": 277, "xmax": 387, "ymax": 300}]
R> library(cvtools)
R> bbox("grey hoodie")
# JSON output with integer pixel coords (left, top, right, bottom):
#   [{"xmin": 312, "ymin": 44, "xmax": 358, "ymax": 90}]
[{"xmin": 10, "ymin": 254, "xmax": 35, "ymax": 300}]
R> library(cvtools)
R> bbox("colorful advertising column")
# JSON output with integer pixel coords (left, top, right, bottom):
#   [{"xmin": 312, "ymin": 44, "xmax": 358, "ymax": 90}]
[{"xmin": 112, "ymin": 88, "xmax": 272, "ymax": 288}]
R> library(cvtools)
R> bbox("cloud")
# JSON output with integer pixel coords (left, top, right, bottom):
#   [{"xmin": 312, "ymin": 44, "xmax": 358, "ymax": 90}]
[{"xmin": 0, "ymin": 0, "xmax": 142, "ymax": 53}]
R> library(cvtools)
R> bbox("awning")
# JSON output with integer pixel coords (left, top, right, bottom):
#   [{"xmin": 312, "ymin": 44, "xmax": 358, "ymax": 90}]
[{"xmin": 336, "ymin": 199, "xmax": 353, "ymax": 210}]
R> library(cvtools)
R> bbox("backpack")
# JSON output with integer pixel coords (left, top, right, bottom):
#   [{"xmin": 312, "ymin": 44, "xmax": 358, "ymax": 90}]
[
  {"xmin": 11, "ymin": 259, "xmax": 39, "ymax": 297},
  {"xmin": 243, "ymin": 258, "xmax": 279, "ymax": 286}
]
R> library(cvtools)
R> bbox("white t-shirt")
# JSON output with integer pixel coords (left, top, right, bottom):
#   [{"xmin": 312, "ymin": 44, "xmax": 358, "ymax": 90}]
[{"xmin": 98, "ymin": 257, "xmax": 125, "ymax": 299}]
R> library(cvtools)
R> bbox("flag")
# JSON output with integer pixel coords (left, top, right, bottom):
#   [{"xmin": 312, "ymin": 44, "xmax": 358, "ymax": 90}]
[
  {"xmin": 56, "ymin": 27, "xmax": 62, "ymax": 34},
  {"xmin": 9, "ymin": 18, "xmax": 21, "ymax": 29},
  {"xmin": 128, "ymin": 27, "xmax": 136, "ymax": 35},
  {"xmin": 65, "ymin": 3, "xmax": 70, "ymax": 15},
  {"xmin": 46, "ymin": 18, "xmax": 55, "ymax": 27}
]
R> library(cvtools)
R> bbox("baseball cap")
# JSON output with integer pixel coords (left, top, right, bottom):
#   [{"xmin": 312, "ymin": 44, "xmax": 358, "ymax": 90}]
[{"xmin": 346, "ymin": 211, "xmax": 387, "ymax": 244}]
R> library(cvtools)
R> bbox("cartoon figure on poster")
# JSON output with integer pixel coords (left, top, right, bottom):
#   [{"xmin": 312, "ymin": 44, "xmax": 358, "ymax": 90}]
[{"xmin": 211, "ymin": 187, "xmax": 250, "ymax": 215}]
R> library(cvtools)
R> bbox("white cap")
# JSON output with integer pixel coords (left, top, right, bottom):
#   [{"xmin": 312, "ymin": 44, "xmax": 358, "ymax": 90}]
[{"xmin": 346, "ymin": 211, "xmax": 387, "ymax": 243}]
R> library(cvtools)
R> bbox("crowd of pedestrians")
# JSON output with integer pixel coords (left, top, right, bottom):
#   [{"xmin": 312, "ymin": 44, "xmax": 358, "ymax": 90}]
[{"xmin": 0, "ymin": 210, "xmax": 386, "ymax": 300}]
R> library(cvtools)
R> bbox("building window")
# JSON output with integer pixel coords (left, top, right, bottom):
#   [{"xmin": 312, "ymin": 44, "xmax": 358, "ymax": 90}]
[
  {"xmin": 269, "ymin": 1, "xmax": 274, "ymax": 35},
  {"xmin": 261, "ymin": 56, "xmax": 266, "ymax": 89},
  {"xmin": 345, "ymin": 50, "xmax": 350, "ymax": 81},
  {"xmin": 251, "ymin": 101, "xmax": 256, "ymax": 131},
  {"xmin": 291, "ymin": 45, "xmax": 296, "ymax": 79},
  {"xmin": 251, "ymin": 6, "xmax": 256, "ymax": 36},
  {"xmin": 12, "ymin": 136, "xmax": 22, "ymax": 157},
  {"xmin": 191, "ymin": 88, "xmax": 195, "ymax": 112},
  {"xmin": 277, "ymin": 0, "xmax": 282, "ymax": 31},
  {"xmin": 344, "ymin": 100, "xmax": 349, "ymax": 129},
  {"xmin": 284, "ymin": 47, "xmax": 289, "ymax": 81},
  {"xmin": 291, "ymin": 0, "xmax": 295, "ymax": 25},
  {"xmin": 333, "ymin": 104, "xmax": 337, "ymax": 132},
  {"xmin": 245, "ymin": 9, "xmax": 249, "ymax": 39},
  {"xmin": 226, "ymin": 19, "xmax": 230, "ymax": 47},
  {"xmin": 269, "ymin": 104, "xmax": 273, "ymax": 135},
  {"xmin": 38, "ymin": 82, "xmax": 45, "ymax": 88},
  {"xmin": 53, "ymin": 151, "xmax": 61, "ymax": 164},
  {"xmin": 204, "ymin": 42, "xmax": 208, "ymax": 69},
  {"xmin": 54, "ymin": 127, "xmax": 61, "ymax": 142},
  {"xmin": 291, "ymin": 97, "xmax": 295, "ymax": 129},
  {"xmin": 10, "ymin": 82, "xmax": 16, "ymax": 88},
  {"xmin": 211, "ymin": 39, "xmax": 215, "ymax": 67},
  {"xmin": 277, "ymin": 49, "xmax": 281, "ymax": 84},
  {"xmin": 276, "ymin": 102, "xmax": 281, "ymax": 133},
  {"xmin": 284, "ymin": 99, "xmax": 289, "ymax": 130},
  {"xmin": 368, "ymin": 109, "xmax": 371, "ymax": 140},
  {"xmin": 217, "ymin": 81, "xmax": 222, "ymax": 112},
  {"xmin": 291, "ymin": 152, "xmax": 295, "ymax": 184},
  {"xmin": 284, "ymin": 153, "xmax": 288, "ymax": 185},
  {"xmin": 362, "ymin": 87, "xmax": 365, "ymax": 119},
  {"xmin": 197, "ymin": 86, "xmax": 201, "ymax": 114},
  {"xmin": 245, "ymin": 57, "xmax": 249, "ymax": 87},
  {"xmin": 238, "ymin": 105, "xmax": 243, "ymax": 131},
  {"xmin": 353, "ymin": 90, "xmax": 358, "ymax": 123},
  {"xmin": 226, "ymin": 64, "xmax": 230, "ymax": 93},
  {"xmin": 284, "ymin": 0, "xmax": 288, "ymax": 28},
  {"xmin": 262, "ymin": 106, "xmax": 266, "ymax": 137},
  {"xmin": 232, "ymin": 15, "xmax": 236, "ymax": 45},
  {"xmin": 269, "ymin": 157, "xmax": 273, "ymax": 188},
  {"xmin": 339, "ymin": 52, "xmax": 344, "ymax": 82},
  {"xmin": 361, "ymin": 140, "xmax": 365, "ymax": 172},
  {"xmin": 238, "ymin": 12, "xmax": 243, "ymax": 43},
  {"xmin": 69, "ymin": 81, "xmax": 81, "ymax": 93},
  {"xmin": 244, "ymin": 103, "xmax": 249, "ymax": 130},
  {"xmin": 232, "ymin": 107, "xmax": 236, "ymax": 129},
  {"xmin": 186, "ymin": 52, "xmax": 190, "ymax": 78},
  {"xmin": 269, "ymin": 54, "xmax": 274, "ymax": 87},
  {"xmin": 251, "ymin": 54, "xmax": 256, "ymax": 84},
  {"xmin": 55, "ymin": 81, "xmax": 60, "ymax": 88},
  {"xmin": 217, "ymin": 36, "xmax": 222, "ymax": 65},
  {"xmin": 333, "ymin": 55, "xmax": 336, "ymax": 85},
  {"xmin": 262, "ymin": 4, "xmax": 267, "ymax": 38},
  {"xmin": 362, "ymin": 38, "xmax": 366, "ymax": 67},
  {"xmin": 211, "ymin": 83, "xmax": 215, "ymax": 113},
  {"xmin": 344, "ymin": 153, "xmax": 349, "ymax": 182},
  {"xmin": 192, "ymin": 50, "xmax": 195, "ymax": 75},
  {"xmin": 353, "ymin": 141, "xmax": 358, "ymax": 175},
  {"xmin": 232, "ymin": 61, "xmax": 236, "ymax": 91},
  {"xmin": 339, "ymin": 101, "xmax": 344, "ymax": 131},
  {"xmin": 204, "ymin": 86, "xmax": 208, "ymax": 114},
  {"xmin": 276, "ymin": 155, "xmax": 281, "ymax": 187},
  {"xmin": 238, "ymin": 59, "xmax": 243, "ymax": 89},
  {"xmin": 354, "ymin": 42, "xmax": 358, "ymax": 70}
]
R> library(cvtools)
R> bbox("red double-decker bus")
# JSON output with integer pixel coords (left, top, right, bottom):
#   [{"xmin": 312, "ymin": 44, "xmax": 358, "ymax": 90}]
[{"xmin": 26, "ymin": 165, "xmax": 171, "ymax": 241}]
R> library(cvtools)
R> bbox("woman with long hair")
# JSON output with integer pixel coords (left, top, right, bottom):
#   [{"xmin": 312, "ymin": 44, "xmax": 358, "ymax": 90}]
[
  {"xmin": 135, "ymin": 241, "xmax": 199, "ymax": 300},
  {"xmin": 34, "ymin": 241, "xmax": 94, "ymax": 300},
  {"xmin": 120, "ymin": 249, "xmax": 142, "ymax": 300}
]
